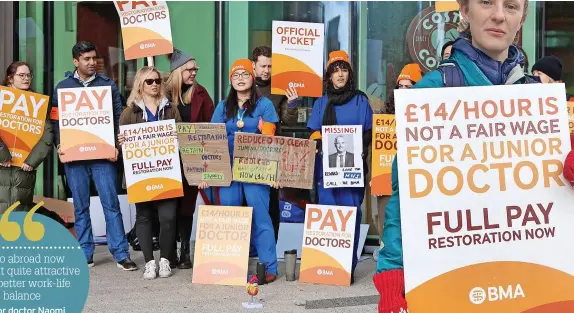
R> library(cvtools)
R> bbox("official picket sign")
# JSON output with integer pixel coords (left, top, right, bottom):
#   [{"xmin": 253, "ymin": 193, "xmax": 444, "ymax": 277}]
[
  {"xmin": 0, "ymin": 86, "xmax": 49, "ymax": 166},
  {"xmin": 271, "ymin": 20, "xmax": 325, "ymax": 97},
  {"xmin": 321, "ymin": 125, "xmax": 364, "ymax": 188},
  {"xmin": 120, "ymin": 119, "xmax": 183, "ymax": 204},
  {"xmin": 394, "ymin": 83, "xmax": 574, "ymax": 313},
  {"xmin": 57, "ymin": 86, "xmax": 116, "ymax": 162},
  {"xmin": 299, "ymin": 204, "xmax": 356, "ymax": 286}
]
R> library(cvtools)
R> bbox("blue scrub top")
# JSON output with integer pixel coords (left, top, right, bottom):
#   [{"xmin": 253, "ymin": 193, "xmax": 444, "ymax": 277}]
[
  {"xmin": 307, "ymin": 94, "xmax": 373, "ymax": 132},
  {"xmin": 211, "ymin": 96, "xmax": 279, "ymax": 159},
  {"xmin": 145, "ymin": 106, "xmax": 159, "ymax": 122}
]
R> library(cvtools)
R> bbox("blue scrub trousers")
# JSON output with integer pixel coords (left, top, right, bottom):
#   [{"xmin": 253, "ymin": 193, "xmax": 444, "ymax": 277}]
[
  {"xmin": 315, "ymin": 156, "xmax": 364, "ymax": 275},
  {"xmin": 218, "ymin": 181, "xmax": 278, "ymax": 275}
]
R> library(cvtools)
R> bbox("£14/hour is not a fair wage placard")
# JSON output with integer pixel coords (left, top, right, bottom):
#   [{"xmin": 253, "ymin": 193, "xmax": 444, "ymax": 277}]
[{"xmin": 0, "ymin": 202, "xmax": 90, "ymax": 313}]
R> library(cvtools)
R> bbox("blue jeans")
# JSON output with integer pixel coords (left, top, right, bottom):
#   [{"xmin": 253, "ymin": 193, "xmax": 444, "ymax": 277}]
[{"xmin": 64, "ymin": 160, "xmax": 130, "ymax": 263}]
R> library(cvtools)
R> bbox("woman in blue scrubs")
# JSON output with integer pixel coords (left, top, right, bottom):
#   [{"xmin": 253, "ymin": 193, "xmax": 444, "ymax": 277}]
[
  {"xmin": 209, "ymin": 59, "xmax": 279, "ymax": 283},
  {"xmin": 307, "ymin": 50, "xmax": 374, "ymax": 283}
]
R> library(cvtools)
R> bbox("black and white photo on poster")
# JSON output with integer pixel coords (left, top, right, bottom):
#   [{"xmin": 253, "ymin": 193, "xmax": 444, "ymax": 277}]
[{"xmin": 321, "ymin": 125, "xmax": 364, "ymax": 188}]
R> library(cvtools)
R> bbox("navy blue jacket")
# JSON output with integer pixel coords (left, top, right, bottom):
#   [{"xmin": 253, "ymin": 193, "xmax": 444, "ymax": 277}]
[{"xmin": 50, "ymin": 71, "xmax": 123, "ymax": 147}]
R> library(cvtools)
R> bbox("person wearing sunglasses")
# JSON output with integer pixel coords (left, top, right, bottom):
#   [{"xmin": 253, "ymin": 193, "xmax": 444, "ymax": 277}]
[
  {"xmin": 165, "ymin": 48, "xmax": 215, "ymax": 270},
  {"xmin": 117, "ymin": 66, "xmax": 183, "ymax": 280},
  {"xmin": 0, "ymin": 61, "xmax": 53, "ymax": 214},
  {"xmin": 206, "ymin": 59, "xmax": 280, "ymax": 283}
]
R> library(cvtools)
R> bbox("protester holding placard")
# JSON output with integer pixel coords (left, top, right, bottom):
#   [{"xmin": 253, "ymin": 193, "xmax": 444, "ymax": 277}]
[
  {"xmin": 165, "ymin": 48, "xmax": 215, "ymax": 270},
  {"xmin": 307, "ymin": 50, "xmax": 373, "ymax": 283},
  {"xmin": 373, "ymin": 0, "xmax": 539, "ymax": 311},
  {"xmin": 0, "ymin": 61, "xmax": 53, "ymax": 213},
  {"xmin": 117, "ymin": 66, "xmax": 182, "ymax": 280},
  {"xmin": 50, "ymin": 41, "xmax": 137, "ymax": 271},
  {"xmin": 208, "ymin": 59, "xmax": 280, "ymax": 283}
]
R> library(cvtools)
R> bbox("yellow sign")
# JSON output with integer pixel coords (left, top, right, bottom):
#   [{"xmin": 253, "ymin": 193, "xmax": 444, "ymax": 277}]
[
  {"xmin": 371, "ymin": 114, "xmax": 396, "ymax": 196},
  {"xmin": 232, "ymin": 158, "xmax": 278, "ymax": 185},
  {"xmin": 568, "ymin": 101, "xmax": 574, "ymax": 133},
  {"xmin": 0, "ymin": 201, "xmax": 46, "ymax": 242},
  {"xmin": 435, "ymin": 0, "xmax": 460, "ymax": 12}
]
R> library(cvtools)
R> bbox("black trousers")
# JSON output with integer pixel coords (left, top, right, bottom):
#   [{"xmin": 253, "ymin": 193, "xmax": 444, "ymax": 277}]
[
  {"xmin": 269, "ymin": 187, "xmax": 280, "ymax": 242},
  {"xmin": 135, "ymin": 199, "xmax": 178, "ymax": 263}
]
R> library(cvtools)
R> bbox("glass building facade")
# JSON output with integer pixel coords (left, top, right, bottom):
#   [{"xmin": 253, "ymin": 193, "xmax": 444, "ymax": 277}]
[{"xmin": 2, "ymin": 1, "xmax": 572, "ymax": 242}]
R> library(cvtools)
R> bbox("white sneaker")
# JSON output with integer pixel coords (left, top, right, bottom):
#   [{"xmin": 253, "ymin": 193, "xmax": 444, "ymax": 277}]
[
  {"xmin": 158, "ymin": 258, "xmax": 172, "ymax": 278},
  {"xmin": 143, "ymin": 260, "xmax": 157, "ymax": 280}
]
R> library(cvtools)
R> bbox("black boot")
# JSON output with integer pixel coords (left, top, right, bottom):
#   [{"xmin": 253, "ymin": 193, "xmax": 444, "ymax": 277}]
[{"xmin": 178, "ymin": 240, "xmax": 192, "ymax": 269}]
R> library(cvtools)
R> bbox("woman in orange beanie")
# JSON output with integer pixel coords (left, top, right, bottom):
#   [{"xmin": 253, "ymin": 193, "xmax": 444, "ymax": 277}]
[
  {"xmin": 307, "ymin": 50, "xmax": 374, "ymax": 283},
  {"xmin": 207, "ymin": 59, "xmax": 279, "ymax": 283},
  {"xmin": 384, "ymin": 63, "xmax": 423, "ymax": 114}
]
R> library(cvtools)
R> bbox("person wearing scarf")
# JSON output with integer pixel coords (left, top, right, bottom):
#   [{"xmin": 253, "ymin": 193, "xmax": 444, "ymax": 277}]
[{"xmin": 307, "ymin": 50, "xmax": 374, "ymax": 283}]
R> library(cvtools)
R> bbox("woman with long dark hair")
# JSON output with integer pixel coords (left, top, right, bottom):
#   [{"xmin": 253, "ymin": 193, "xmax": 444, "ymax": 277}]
[
  {"xmin": 307, "ymin": 51, "xmax": 374, "ymax": 283},
  {"xmin": 0, "ymin": 61, "xmax": 53, "ymax": 213},
  {"xmin": 208, "ymin": 59, "xmax": 279, "ymax": 283}
]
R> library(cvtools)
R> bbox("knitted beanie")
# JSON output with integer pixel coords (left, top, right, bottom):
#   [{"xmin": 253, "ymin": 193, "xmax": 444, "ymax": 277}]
[
  {"xmin": 532, "ymin": 56, "xmax": 563, "ymax": 81},
  {"xmin": 373, "ymin": 269, "xmax": 409, "ymax": 313},
  {"xmin": 169, "ymin": 48, "xmax": 195, "ymax": 72}
]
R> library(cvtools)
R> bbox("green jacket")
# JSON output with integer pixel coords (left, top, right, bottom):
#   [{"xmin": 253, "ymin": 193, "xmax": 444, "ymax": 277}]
[{"xmin": 0, "ymin": 120, "xmax": 54, "ymax": 213}]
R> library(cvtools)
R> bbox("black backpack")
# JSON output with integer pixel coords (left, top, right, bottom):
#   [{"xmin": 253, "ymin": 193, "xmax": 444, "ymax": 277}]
[{"xmin": 436, "ymin": 61, "xmax": 540, "ymax": 87}]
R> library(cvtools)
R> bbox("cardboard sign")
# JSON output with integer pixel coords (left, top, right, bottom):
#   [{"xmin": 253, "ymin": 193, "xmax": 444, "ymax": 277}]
[
  {"xmin": 435, "ymin": 0, "xmax": 460, "ymax": 12},
  {"xmin": 120, "ymin": 120, "xmax": 183, "ymax": 204},
  {"xmin": 177, "ymin": 123, "xmax": 232, "ymax": 187},
  {"xmin": 371, "ymin": 114, "xmax": 397, "ymax": 195},
  {"xmin": 321, "ymin": 125, "xmax": 364, "ymax": 188},
  {"xmin": 568, "ymin": 101, "xmax": 574, "ymax": 133},
  {"xmin": 394, "ymin": 83, "xmax": 574, "ymax": 312},
  {"xmin": 0, "ymin": 86, "xmax": 49, "ymax": 167},
  {"xmin": 299, "ymin": 204, "xmax": 356, "ymax": 286},
  {"xmin": 114, "ymin": 1, "xmax": 173, "ymax": 60},
  {"xmin": 271, "ymin": 21, "xmax": 324, "ymax": 97},
  {"xmin": 192, "ymin": 205, "xmax": 252, "ymax": 286},
  {"xmin": 232, "ymin": 133, "xmax": 317, "ymax": 189},
  {"xmin": 58, "ymin": 86, "xmax": 116, "ymax": 162}
]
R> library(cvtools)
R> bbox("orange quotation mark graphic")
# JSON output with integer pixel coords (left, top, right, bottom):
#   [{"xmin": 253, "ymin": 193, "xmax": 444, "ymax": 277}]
[{"xmin": 0, "ymin": 201, "xmax": 46, "ymax": 242}]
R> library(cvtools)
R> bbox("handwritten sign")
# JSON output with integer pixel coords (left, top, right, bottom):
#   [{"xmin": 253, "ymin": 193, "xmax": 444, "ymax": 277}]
[
  {"xmin": 177, "ymin": 123, "xmax": 232, "ymax": 187},
  {"xmin": 232, "ymin": 133, "xmax": 316, "ymax": 189},
  {"xmin": 300, "ymin": 204, "xmax": 356, "ymax": 286},
  {"xmin": 120, "ymin": 119, "xmax": 183, "ymax": 204},
  {"xmin": 58, "ymin": 86, "xmax": 115, "ymax": 162},
  {"xmin": 321, "ymin": 125, "xmax": 364, "ymax": 188},
  {"xmin": 0, "ymin": 86, "xmax": 49, "ymax": 166},
  {"xmin": 192, "ymin": 205, "xmax": 252, "ymax": 286},
  {"xmin": 371, "ymin": 114, "xmax": 397, "ymax": 195},
  {"xmin": 114, "ymin": 1, "xmax": 173, "ymax": 60},
  {"xmin": 394, "ymin": 83, "xmax": 574, "ymax": 312}
]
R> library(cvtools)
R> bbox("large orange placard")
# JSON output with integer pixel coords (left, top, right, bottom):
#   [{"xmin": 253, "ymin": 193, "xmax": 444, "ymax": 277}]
[
  {"xmin": 192, "ymin": 205, "xmax": 252, "ymax": 286},
  {"xmin": 120, "ymin": 119, "xmax": 183, "ymax": 204},
  {"xmin": 371, "ymin": 114, "xmax": 396, "ymax": 195},
  {"xmin": 0, "ymin": 86, "xmax": 49, "ymax": 167},
  {"xmin": 114, "ymin": 1, "xmax": 173, "ymax": 60},
  {"xmin": 271, "ymin": 21, "xmax": 324, "ymax": 97},
  {"xmin": 300, "ymin": 204, "xmax": 356, "ymax": 287}
]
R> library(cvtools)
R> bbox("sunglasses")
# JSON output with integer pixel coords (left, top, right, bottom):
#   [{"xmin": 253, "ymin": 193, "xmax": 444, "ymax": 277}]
[{"xmin": 144, "ymin": 78, "xmax": 162, "ymax": 85}]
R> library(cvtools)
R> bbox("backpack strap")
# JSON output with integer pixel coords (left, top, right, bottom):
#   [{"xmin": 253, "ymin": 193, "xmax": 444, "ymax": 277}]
[{"xmin": 436, "ymin": 62, "xmax": 465, "ymax": 87}]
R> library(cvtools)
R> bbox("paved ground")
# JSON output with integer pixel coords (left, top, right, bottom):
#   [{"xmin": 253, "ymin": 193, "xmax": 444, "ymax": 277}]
[{"xmin": 83, "ymin": 245, "xmax": 380, "ymax": 313}]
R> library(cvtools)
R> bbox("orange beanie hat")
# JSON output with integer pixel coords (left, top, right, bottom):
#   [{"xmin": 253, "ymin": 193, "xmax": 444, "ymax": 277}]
[
  {"xmin": 326, "ymin": 50, "xmax": 351, "ymax": 69},
  {"xmin": 397, "ymin": 63, "xmax": 423, "ymax": 84},
  {"xmin": 229, "ymin": 59, "xmax": 255, "ymax": 80}
]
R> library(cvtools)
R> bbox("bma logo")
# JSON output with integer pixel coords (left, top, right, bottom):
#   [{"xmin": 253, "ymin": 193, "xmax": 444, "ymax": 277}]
[
  {"xmin": 469, "ymin": 284, "xmax": 526, "ymax": 305},
  {"xmin": 406, "ymin": 7, "xmax": 460, "ymax": 72}
]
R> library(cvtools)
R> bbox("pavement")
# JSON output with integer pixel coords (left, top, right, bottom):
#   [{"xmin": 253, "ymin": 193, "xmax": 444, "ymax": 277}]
[{"xmin": 83, "ymin": 244, "xmax": 380, "ymax": 313}]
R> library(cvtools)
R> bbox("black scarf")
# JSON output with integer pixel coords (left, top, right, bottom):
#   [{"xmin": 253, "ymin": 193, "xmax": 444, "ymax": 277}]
[
  {"xmin": 255, "ymin": 77, "xmax": 270, "ymax": 87},
  {"xmin": 322, "ymin": 82, "xmax": 366, "ymax": 126}
]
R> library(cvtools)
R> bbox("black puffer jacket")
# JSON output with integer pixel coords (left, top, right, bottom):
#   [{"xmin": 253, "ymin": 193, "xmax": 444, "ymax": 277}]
[{"xmin": 0, "ymin": 121, "xmax": 54, "ymax": 213}]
